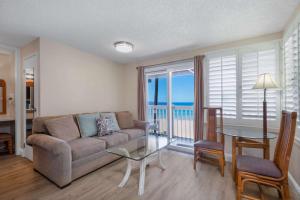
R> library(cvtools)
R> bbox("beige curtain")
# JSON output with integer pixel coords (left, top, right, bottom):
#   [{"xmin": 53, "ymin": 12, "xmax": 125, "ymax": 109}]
[
  {"xmin": 137, "ymin": 66, "xmax": 146, "ymax": 121},
  {"xmin": 194, "ymin": 55, "xmax": 205, "ymax": 141}
]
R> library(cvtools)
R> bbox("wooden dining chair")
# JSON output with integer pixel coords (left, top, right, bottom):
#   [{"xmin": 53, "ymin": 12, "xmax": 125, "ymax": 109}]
[
  {"xmin": 0, "ymin": 133, "xmax": 13, "ymax": 154},
  {"xmin": 194, "ymin": 107, "xmax": 225, "ymax": 176},
  {"xmin": 236, "ymin": 111, "xmax": 297, "ymax": 200}
]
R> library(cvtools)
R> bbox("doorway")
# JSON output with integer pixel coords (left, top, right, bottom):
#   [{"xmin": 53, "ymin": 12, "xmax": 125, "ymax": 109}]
[
  {"xmin": 145, "ymin": 60, "xmax": 195, "ymax": 149},
  {"xmin": 0, "ymin": 51, "xmax": 16, "ymax": 155},
  {"xmin": 23, "ymin": 54, "xmax": 39, "ymax": 160}
]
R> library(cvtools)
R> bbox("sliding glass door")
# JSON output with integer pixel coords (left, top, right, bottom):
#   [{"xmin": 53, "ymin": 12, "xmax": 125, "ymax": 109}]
[
  {"xmin": 145, "ymin": 60, "xmax": 195, "ymax": 149},
  {"xmin": 171, "ymin": 70, "xmax": 194, "ymax": 147},
  {"xmin": 146, "ymin": 73, "xmax": 168, "ymax": 134}
]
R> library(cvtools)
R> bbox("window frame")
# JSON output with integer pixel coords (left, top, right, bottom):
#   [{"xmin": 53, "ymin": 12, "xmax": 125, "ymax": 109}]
[
  {"xmin": 205, "ymin": 41, "xmax": 281, "ymax": 129},
  {"xmin": 205, "ymin": 50, "xmax": 238, "ymax": 119},
  {"xmin": 283, "ymin": 23, "xmax": 300, "ymax": 134}
]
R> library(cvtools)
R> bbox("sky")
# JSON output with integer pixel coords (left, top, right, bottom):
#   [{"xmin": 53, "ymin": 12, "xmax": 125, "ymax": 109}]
[{"xmin": 147, "ymin": 73, "xmax": 194, "ymax": 103}]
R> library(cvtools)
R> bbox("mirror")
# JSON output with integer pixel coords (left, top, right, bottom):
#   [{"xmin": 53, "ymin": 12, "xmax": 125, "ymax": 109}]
[
  {"xmin": 25, "ymin": 68, "xmax": 34, "ymax": 112},
  {"xmin": 0, "ymin": 79, "xmax": 6, "ymax": 114}
]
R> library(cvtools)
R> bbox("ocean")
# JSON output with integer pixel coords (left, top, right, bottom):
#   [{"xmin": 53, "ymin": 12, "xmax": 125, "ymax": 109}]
[
  {"xmin": 148, "ymin": 102, "xmax": 194, "ymax": 106},
  {"xmin": 147, "ymin": 102, "xmax": 194, "ymax": 120}
]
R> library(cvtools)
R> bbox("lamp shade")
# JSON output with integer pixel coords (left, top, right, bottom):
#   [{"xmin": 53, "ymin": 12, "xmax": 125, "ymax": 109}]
[{"xmin": 252, "ymin": 73, "xmax": 279, "ymax": 89}]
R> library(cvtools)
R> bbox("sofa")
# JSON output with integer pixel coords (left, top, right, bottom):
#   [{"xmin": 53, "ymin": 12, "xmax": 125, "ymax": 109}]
[{"xmin": 27, "ymin": 111, "xmax": 149, "ymax": 188}]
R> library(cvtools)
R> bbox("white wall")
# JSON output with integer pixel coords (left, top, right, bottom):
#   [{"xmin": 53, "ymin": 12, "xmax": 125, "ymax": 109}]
[
  {"xmin": 39, "ymin": 38, "xmax": 125, "ymax": 116},
  {"xmin": 0, "ymin": 53, "xmax": 14, "ymax": 118}
]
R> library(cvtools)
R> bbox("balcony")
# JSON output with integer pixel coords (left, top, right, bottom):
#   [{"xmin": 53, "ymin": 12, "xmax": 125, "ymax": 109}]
[{"xmin": 147, "ymin": 105, "xmax": 194, "ymax": 148}]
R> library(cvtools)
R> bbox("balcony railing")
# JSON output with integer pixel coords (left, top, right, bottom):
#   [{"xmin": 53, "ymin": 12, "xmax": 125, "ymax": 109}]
[{"xmin": 147, "ymin": 105, "xmax": 194, "ymax": 144}]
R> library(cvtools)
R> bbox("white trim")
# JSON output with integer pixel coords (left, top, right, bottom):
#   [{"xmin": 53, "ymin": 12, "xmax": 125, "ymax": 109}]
[
  {"xmin": 167, "ymin": 71, "xmax": 172, "ymax": 138},
  {"xmin": 14, "ymin": 49, "xmax": 22, "ymax": 155},
  {"xmin": 18, "ymin": 148, "xmax": 24, "ymax": 157},
  {"xmin": 295, "ymin": 136, "xmax": 300, "ymax": 146},
  {"xmin": 144, "ymin": 59, "xmax": 194, "ymax": 73},
  {"xmin": 289, "ymin": 172, "xmax": 300, "ymax": 194},
  {"xmin": 168, "ymin": 144, "xmax": 193, "ymax": 154},
  {"xmin": 22, "ymin": 53, "xmax": 39, "ymax": 160},
  {"xmin": 225, "ymin": 153, "xmax": 232, "ymax": 162}
]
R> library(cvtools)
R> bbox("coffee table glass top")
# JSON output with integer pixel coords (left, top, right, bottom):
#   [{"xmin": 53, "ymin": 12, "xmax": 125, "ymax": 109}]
[{"xmin": 106, "ymin": 133, "xmax": 174, "ymax": 161}]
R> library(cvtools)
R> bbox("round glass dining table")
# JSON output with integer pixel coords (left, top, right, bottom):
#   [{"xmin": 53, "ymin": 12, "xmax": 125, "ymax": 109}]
[
  {"xmin": 221, "ymin": 127, "xmax": 277, "ymax": 139},
  {"xmin": 219, "ymin": 127, "xmax": 277, "ymax": 179}
]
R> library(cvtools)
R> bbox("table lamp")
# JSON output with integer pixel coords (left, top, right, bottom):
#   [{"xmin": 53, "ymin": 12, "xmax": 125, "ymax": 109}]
[{"xmin": 252, "ymin": 73, "xmax": 279, "ymax": 138}]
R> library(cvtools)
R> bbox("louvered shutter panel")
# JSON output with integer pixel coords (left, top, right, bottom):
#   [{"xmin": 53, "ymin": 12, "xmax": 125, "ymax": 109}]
[
  {"xmin": 283, "ymin": 28, "xmax": 299, "ymax": 115},
  {"xmin": 241, "ymin": 49, "xmax": 278, "ymax": 120},
  {"xmin": 208, "ymin": 55, "xmax": 237, "ymax": 118}
]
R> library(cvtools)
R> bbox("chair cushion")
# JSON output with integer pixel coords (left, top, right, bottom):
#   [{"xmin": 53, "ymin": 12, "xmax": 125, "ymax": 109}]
[
  {"xmin": 44, "ymin": 116, "xmax": 80, "ymax": 141},
  {"xmin": 237, "ymin": 155, "xmax": 282, "ymax": 178},
  {"xmin": 116, "ymin": 111, "xmax": 135, "ymax": 129},
  {"xmin": 76, "ymin": 113, "xmax": 100, "ymax": 137},
  {"xmin": 95, "ymin": 133, "xmax": 128, "ymax": 147},
  {"xmin": 194, "ymin": 140, "xmax": 223, "ymax": 151},
  {"xmin": 68, "ymin": 137, "xmax": 106, "ymax": 161},
  {"xmin": 119, "ymin": 129, "xmax": 145, "ymax": 139}
]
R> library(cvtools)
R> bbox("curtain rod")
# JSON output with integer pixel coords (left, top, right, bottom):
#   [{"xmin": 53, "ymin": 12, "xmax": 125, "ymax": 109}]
[{"xmin": 136, "ymin": 57, "xmax": 195, "ymax": 69}]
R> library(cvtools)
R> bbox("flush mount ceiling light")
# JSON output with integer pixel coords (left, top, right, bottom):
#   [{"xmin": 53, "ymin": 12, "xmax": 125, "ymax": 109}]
[{"xmin": 114, "ymin": 41, "xmax": 134, "ymax": 53}]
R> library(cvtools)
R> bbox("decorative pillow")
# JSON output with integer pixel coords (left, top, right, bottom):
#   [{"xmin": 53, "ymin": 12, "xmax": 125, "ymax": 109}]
[
  {"xmin": 116, "ymin": 111, "xmax": 134, "ymax": 129},
  {"xmin": 76, "ymin": 113, "xmax": 100, "ymax": 137},
  {"xmin": 96, "ymin": 117, "xmax": 113, "ymax": 136},
  {"xmin": 99, "ymin": 112, "xmax": 120, "ymax": 132},
  {"xmin": 44, "ymin": 116, "xmax": 80, "ymax": 141}
]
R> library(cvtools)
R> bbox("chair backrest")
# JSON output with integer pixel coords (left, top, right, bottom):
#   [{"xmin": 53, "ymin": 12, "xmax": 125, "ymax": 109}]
[
  {"xmin": 203, "ymin": 107, "xmax": 223, "ymax": 144},
  {"xmin": 273, "ymin": 111, "xmax": 297, "ymax": 177}
]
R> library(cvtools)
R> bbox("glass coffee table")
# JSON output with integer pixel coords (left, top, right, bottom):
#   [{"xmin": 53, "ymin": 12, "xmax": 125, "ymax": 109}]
[{"xmin": 106, "ymin": 133, "xmax": 174, "ymax": 195}]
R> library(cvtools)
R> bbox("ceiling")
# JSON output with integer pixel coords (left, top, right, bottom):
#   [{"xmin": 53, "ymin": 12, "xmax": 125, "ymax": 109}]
[{"xmin": 0, "ymin": 0, "xmax": 299, "ymax": 64}]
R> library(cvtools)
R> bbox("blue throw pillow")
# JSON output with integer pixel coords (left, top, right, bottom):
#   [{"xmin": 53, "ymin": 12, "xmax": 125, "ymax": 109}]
[{"xmin": 76, "ymin": 113, "xmax": 100, "ymax": 137}]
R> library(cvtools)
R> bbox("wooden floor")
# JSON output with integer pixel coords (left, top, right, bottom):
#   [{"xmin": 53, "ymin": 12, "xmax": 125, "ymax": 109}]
[{"xmin": 0, "ymin": 150, "xmax": 299, "ymax": 200}]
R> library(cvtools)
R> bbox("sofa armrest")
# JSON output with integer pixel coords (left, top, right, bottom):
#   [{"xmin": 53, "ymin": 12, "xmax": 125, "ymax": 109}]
[
  {"xmin": 27, "ymin": 134, "xmax": 72, "ymax": 187},
  {"xmin": 27, "ymin": 134, "xmax": 71, "ymax": 155},
  {"xmin": 133, "ymin": 120, "xmax": 150, "ymax": 134}
]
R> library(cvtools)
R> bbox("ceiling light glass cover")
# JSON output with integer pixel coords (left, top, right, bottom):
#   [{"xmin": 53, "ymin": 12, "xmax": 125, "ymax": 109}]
[{"xmin": 114, "ymin": 41, "xmax": 134, "ymax": 53}]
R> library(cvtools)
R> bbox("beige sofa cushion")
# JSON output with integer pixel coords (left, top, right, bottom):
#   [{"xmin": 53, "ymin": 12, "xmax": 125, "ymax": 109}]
[
  {"xmin": 33, "ymin": 115, "xmax": 70, "ymax": 133},
  {"xmin": 68, "ymin": 138, "xmax": 106, "ymax": 161},
  {"xmin": 45, "ymin": 116, "xmax": 80, "ymax": 141},
  {"xmin": 116, "ymin": 111, "xmax": 134, "ymax": 129},
  {"xmin": 119, "ymin": 129, "xmax": 145, "ymax": 139},
  {"xmin": 95, "ymin": 133, "xmax": 128, "ymax": 147}
]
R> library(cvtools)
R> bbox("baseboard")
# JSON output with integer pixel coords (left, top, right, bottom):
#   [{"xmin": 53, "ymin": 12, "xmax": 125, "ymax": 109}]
[
  {"xmin": 167, "ymin": 145, "xmax": 194, "ymax": 154},
  {"xmin": 16, "ymin": 147, "xmax": 24, "ymax": 156},
  {"xmin": 225, "ymin": 153, "xmax": 232, "ymax": 162},
  {"xmin": 295, "ymin": 136, "xmax": 300, "ymax": 146},
  {"xmin": 289, "ymin": 172, "xmax": 300, "ymax": 194}
]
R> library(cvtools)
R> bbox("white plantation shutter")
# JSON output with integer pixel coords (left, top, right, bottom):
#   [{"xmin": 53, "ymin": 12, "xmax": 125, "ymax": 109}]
[
  {"xmin": 208, "ymin": 55, "xmax": 237, "ymax": 118},
  {"xmin": 241, "ymin": 49, "xmax": 278, "ymax": 120},
  {"xmin": 283, "ymin": 27, "xmax": 299, "ymax": 116}
]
